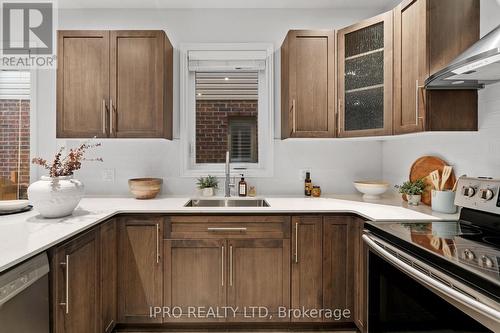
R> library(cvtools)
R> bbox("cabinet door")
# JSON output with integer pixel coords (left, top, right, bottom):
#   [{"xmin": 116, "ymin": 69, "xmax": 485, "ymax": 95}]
[
  {"xmin": 53, "ymin": 230, "xmax": 100, "ymax": 333},
  {"xmin": 281, "ymin": 30, "xmax": 335, "ymax": 138},
  {"xmin": 353, "ymin": 218, "xmax": 367, "ymax": 332},
  {"xmin": 100, "ymin": 219, "xmax": 117, "ymax": 332},
  {"xmin": 164, "ymin": 239, "xmax": 227, "ymax": 323},
  {"xmin": 110, "ymin": 30, "xmax": 171, "ymax": 138},
  {"xmin": 323, "ymin": 217, "xmax": 355, "ymax": 323},
  {"xmin": 338, "ymin": 11, "xmax": 393, "ymax": 137},
  {"xmin": 227, "ymin": 239, "xmax": 290, "ymax": 322},
  {"xmin": 393, "ymin": 0, "xmax": 427, "ymax": 134},
  {"xmin": 117, "ymin": 216, "xmax": 163, "ymax": 323},
  {"xmin": 291, "ymin": 216, "xmax": 323, "ymax": 322},
  {"xmin": 57, "ymin": 31, "xmax": 110, "ymax": 138}
]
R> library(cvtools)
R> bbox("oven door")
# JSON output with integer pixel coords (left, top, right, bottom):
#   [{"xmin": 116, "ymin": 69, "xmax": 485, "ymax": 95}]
[{"xmin": 363, "ymin": 232, "xmax": 500, "ymax": 333}]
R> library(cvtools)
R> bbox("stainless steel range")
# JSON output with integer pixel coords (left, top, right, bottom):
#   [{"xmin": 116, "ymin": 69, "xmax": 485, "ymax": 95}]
[{"xmin": 363, "ymin": 177, "xmax": 500, "ymax": 333}]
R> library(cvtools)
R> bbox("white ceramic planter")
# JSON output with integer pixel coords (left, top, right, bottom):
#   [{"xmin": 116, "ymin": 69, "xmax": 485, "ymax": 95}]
[
  {"xmin": 28, "ymin": 175, "xmax": 84, "ymax": 218},
  {"xmin": 202, "ymin": 187, "xmax": 215, "ymax": 197},
  {"xmin": 407, "ymin": 194, "xmax": 422, "ymax": 206},
  {"xmin": 431, "ymin": 190, "xmax": 457, "ymax": 214}
]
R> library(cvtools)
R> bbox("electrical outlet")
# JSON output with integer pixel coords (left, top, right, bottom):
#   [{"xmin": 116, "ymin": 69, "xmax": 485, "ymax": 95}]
[
  {"xmin": 101, "ymin": 169, "xmax": 115, "ymax": 182},
  {"xmin": 299, "ymin": 168, "xmax": 312, "ymax": 180}
]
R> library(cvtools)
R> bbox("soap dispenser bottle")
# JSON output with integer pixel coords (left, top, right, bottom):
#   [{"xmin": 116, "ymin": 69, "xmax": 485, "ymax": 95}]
[{"xmin": 238, "ymin": 174, "xmax": 247, "ymax": 197}]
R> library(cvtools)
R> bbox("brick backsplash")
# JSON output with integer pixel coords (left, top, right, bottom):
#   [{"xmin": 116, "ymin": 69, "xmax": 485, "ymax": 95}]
[
  {"xmin": 196, "ymin": 100, "xmax": 257, "ymax": 163},
  {"xmin": 0, "ymin": 99, "xmax": 30, "ymax": 199}
]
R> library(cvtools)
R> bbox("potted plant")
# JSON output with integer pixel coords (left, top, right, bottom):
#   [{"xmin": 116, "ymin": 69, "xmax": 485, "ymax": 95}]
[
  {"xmin": 28, "ymin": 141, "xmax": 102, "ymax": 218},
  {"xmin": 395, "ymin": 178, "xmax": 426, "ymax": 206},
  {"xmin": 196, "ymin": 175, "xmax": 219, "ymax": 197}
]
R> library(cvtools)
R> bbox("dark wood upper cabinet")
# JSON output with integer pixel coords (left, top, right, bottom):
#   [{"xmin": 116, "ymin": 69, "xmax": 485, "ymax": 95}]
[
  {"xmin": 117, "ymin": 216, "xmax": 163, "ymax": 323},
  {"xmin": 57, "ymin": 31, "xmax": 110, "ymax": 138},
  {"xmin": 52, "ymin": 229, "xmax": 101, "ymax": 333},
  {"xmin": 323, "ymin": 216, "xmax": 355, "ymax": 323},
  {"xmin": 393, "ymin": 0, "xmax": 480, "ymax": 134},
  {"xmin": 281, "ymin": 30, "xmax": 336, "ymax": 139},
  {"xmin": 291, "ymin": 216, "xmax": 323, "ymax": 322},
  {"xmin": 100, "ymin": 219, "xmax": 117, "ymax": 333},
  {"xmin": 110, "ymin": 31, "xmax": 173, "ymax": 138},
  {"xmin": 57, "ymin": 30, "xmax": 173, "ymax": 139},
  {"xmin": 338, "ymin": 11, "xmax": 393, "ymax": 137}
]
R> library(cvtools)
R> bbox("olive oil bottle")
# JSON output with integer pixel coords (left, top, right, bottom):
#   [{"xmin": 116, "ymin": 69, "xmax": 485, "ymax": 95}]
[{"xmin": 304, "ymin": 172, "xmax": 312, "ymax": 196}]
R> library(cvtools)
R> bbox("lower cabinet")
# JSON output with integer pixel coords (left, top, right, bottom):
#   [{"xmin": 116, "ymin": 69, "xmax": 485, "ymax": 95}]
[
  {"xmin": 227, "ymin": 239, "xmax": 290, "ymax": 322},
  {"xmin": 164, "ymin": 239, "xmax": 226, "ymax": 323},
  {"xmin": 353, "ymin": 217, "xmax": 367, "ymax": 332},
  {"xmin": 117, "ymin": 216, "xmax": 163, "ymax": 323},
  {"xmin": 52, "ymin": 229, "xmax": 101, "ymax": 333},
  {"xmin": 323, "ymin": 216, "xmax": 355, "ymax": 323},
  {"xmin": 291, "ymin": 216, "xmax": 323, "ymax": 322},
  {"xmin": 100, "ymin": 219, "xmax": 117, "ymax": 333},
  {"xmin": 290, "ymin": 215, "xmax": 356, "ymax": 324},
  {"xmin": 52, "ymin": 219, "xmax": 117, "ymax": 333},
  {"xmin": 51, "ymin": 214, "xmax": 361, "ymax": 330},
  {"xmin": 164, "ymin": 216, "xmax": 291, "ymax": 323}
]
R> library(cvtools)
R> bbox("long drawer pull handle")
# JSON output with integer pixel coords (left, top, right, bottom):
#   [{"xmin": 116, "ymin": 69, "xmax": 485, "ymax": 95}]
[
  {"xmin": 294, "ymin": 222, "xmax": 299, "ymax": 264},
  {"xmin": 110, "ymin": 98, "xmax": 115, "ymax": 136},
  {"xmin": 229, "ymin": 245, "xmax": 233, "ymax": 287},
  {"xmin": 156, "ymin": 223, "xmax": 160, "ymax": 264},
  {"xmin": 59, "ymin": 255, "xmax": 69, "ymax": 314},
  {"xmin": 101, "ymin": 99, "xmax": 107, "ymax": 135},
  {"xmin": 415, "ymin": 80, "xmax": 425, "ymax": 126},
  {"xmin": 207, "ymin": 227, "xmax": 247, "ymax": 232},
  {"xmin": 221, "ymin": 245, "xmax": 225, "ymax": 287}
]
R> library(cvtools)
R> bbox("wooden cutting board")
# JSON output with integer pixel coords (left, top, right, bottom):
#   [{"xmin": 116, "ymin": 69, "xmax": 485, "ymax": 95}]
[{"xmin": 408, "ymin": 156, "xmax": 456, "ymax": 206}]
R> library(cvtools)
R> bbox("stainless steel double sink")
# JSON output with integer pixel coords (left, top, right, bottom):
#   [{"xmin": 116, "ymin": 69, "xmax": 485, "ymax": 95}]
[{"xmin": 184, "ymin": 198, "xmax": 270, "ymax": 207}]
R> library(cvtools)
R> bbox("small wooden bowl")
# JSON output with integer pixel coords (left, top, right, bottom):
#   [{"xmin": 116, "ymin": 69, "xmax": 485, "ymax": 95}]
[{"xmin": 128, "ymin": 178, "xmax": 163, "ymax": 199}]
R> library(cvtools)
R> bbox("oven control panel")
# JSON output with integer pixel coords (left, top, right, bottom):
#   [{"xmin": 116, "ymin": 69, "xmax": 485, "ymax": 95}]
[{"xmin": 455, "ymin": 177, "xmax": 500, "ymax": 214}]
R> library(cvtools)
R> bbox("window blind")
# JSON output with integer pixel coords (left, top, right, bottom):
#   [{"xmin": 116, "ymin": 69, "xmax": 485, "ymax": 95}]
[
  {"xmin": 0, "ymin": 71, "xmax": 31, "ymax": 100},
  {"xmin": 229, "ymin": 117, "xmax": 257, "ymax": 163}
]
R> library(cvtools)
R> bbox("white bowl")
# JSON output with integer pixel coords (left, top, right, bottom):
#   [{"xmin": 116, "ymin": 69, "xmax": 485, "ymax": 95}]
[
  {"xmin": 0, "ymin": 200, "xmax": 30, "ymax": 212},
  {"xmin": 353, "ymin": 181, "xmax": 390, "ymax": 200}
]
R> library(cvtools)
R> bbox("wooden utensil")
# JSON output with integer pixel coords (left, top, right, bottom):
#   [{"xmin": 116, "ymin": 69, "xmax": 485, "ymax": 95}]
[
  {"xmin": 440, "ymin": 166, "xmax": 453, "ymax": 190},
  {"xmin": 409, "ymin": 156, "xmax": 456, "ymax": 205},
  {"xmin": 430, "ymin": 170, "xmax": 441, "ymax": 191},
  {"xmin": 452, "ymin": 174, "xmax": 466, "ymax": 192}
]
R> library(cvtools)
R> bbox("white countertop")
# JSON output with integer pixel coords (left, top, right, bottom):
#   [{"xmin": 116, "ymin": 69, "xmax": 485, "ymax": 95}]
[{"xmin": 0, "ymin": 195, "xmax": 459, "ymax": 273}]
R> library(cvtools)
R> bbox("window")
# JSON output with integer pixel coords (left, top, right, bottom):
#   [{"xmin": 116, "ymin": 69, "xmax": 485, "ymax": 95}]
[
  {"xmin": 180, "ymin": 44, "xmax": 274, "ymax": 177},
  {"xmin": 195, "ymin": 71, "xmax": 258, "ymax": 164},
  {"xmin": 0, "ymin": 70, "xmax": 31, "ymax": 200}
]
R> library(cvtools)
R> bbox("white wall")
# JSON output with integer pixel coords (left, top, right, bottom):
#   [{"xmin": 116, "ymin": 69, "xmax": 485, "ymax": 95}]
[
  {"xmin": 34, "ymin": 8, "xmax": 385, "ymax": 196},
  {"xmin": 35, "ymin": 3, "xmax": 498, "ymax": 197},
  {"xmin": 381, "ymin": 0, "xmax": 500, "ymax": 189}
]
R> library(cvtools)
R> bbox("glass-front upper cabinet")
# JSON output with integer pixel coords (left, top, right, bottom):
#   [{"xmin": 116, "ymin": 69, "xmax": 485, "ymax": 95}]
[{"xmin": 337, "ymin": 11, "xmax": 393, "ymax": 137}]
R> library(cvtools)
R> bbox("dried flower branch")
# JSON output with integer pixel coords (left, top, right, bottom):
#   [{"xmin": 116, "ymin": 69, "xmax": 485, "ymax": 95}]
[{"xmin": 32, "ymin": 139, "xmax": 103, "ymax": 178}]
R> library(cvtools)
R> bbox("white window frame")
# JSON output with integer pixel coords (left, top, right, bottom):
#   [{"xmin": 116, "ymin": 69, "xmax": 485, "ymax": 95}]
[{"xmin": 180, "ymin": 43, "xmax": 274, "ymax": 177}]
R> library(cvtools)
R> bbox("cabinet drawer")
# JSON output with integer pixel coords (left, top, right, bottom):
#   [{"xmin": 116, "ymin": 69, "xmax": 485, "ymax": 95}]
[{"xmin": 167, "ymin": 216, "xmax": 290, "ymax": 239}]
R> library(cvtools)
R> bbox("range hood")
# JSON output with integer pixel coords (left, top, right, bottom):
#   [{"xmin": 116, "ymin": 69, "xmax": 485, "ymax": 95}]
[{"xmin": 425, "ymin": 24, "xmax": 500, "ymax": 90}]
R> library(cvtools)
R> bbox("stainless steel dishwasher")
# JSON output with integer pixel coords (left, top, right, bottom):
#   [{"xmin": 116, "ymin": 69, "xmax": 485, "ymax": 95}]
[{"xmin": 0, "ymin": 253, "xmax": 50, "ymax": 333}]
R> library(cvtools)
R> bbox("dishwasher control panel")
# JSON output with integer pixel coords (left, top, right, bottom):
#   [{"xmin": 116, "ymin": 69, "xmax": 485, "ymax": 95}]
[{"xmin": 0, "ymin": 253, "xmax": 49, "ymax": 306}]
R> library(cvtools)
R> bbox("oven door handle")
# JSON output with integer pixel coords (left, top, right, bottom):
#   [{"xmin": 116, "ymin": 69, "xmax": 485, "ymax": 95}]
[{"xmin": 362, "ymin": 234, "xmax": 500, "ymax": 326}]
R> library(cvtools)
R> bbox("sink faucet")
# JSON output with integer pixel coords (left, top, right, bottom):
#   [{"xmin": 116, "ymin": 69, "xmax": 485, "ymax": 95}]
[{"xmin": 225, "ymin": 151, "xmax": 235, "ymax": 197}]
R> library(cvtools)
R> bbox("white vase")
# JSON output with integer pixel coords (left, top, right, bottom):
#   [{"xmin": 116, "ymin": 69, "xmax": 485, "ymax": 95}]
[
  {"xmin": 202, "ymin": 187, "xmax": 214, "ymax": 197},
  {"xmin": 28, "ymin": 175, "xmax": 84, "ymax": 218},
  {"xmin": 407, "ymin": 194, "xmax": 422, "ymax": 206}
]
